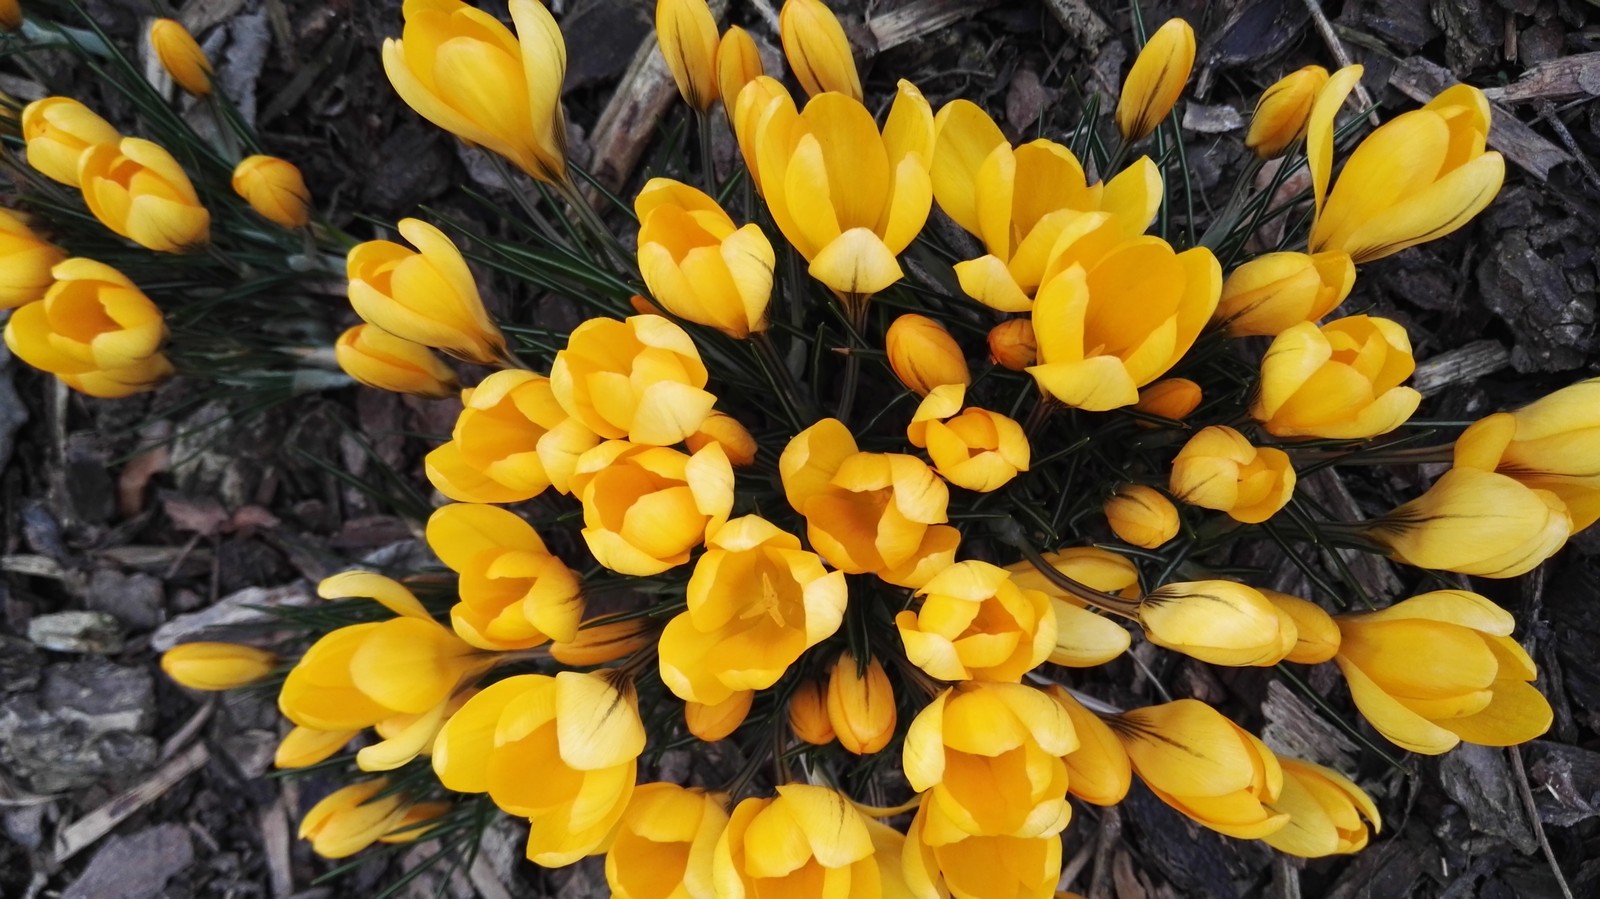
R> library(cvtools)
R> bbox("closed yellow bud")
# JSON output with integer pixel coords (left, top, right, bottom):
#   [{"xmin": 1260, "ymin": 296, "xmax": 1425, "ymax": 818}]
[
  {"xmin": 275, "ymin": 726, "xmax": 356, "ymax": 769},
  {"xmin": 79, "ymin": 139, "xmax": 210, "ymax": 252},
  {"xmin": 1113, "ymin": 699, "xmax": 1288, "ymax": 839},
  {"xmin": 1454, "ymin": 379, "xmax": 1600, "ymax": 530},
  {"xmin": 1170, "ymin": 425, "xmax": 1295, "ymax": 524},
  {"xmin": 0, "ymin": 0, "xmax": 21, "ymax": 31},
  {"xmin": 0, "ymin": 209, "xmax": 67, "ymax": 309},
  {"xmin": 1265, "ymin": 758, "xmax": 1380, "ymax": 857},
  {"xmin": 685, "ymin": 691, "xmax": 752, "ymax": 742},
  {"xmin": 1216, "ymin": 251, "xmax": 1355, "ymax": 337},
  {"xmin": 988, "ymin": 319, "xmax": 1036, "ymax": 370},
  {"xmin": 1365, "ymin": 467, "xmax": 1570, "ymax": 578},
  {"xmin": 778, "ymin": 0, "xmax": 861, "ymax": 101},
  {"xmin": 1253, "ymin": 315, "xmax": 1422, "ymax": 439},
  {"xmin": 1116, "ymin": 18, "xmax": 1195, "ymax": 142},
  {"xmin": 607, "ymin": 783, "xmax": 727, "ymax": 899},
  {"xmin": 685, "ymin": 411, "xmax": 757, "ymax": 467},
  {"xmin": 426, "ymin": 503, "xmax": 583, "ymax": 649},
  {"xmin": 713, "ymin": 785, "xmax": 884, "ymax": 895},
  {"xmin": 715, "ymin": 26, "xmax": 763, "ymax": 114},
  {"xmin": 383, "ymin": 0, "xmax": 568, "ymax": 184},
  {"xmin": 635, "ymin": 179, "xmax": 774, "ymax": 338},
  {"xmin": 5, "ymin": 258, "xmax": 171, "ymax": 396},
  {"xmin": 377, "ymin": 801, "xmax": 452, "ymax": 845},
  {"xmin": 1139, "ymin": 580, "xmax": 1296, "ymax": 667},
  {"xmin": 334, "ymin": 324, "xmax": 458, "ymax": 399},
  {"xmin": 1104, "ymin": 484, "xmax": 1179, "ymax": 548},
  {"xmin": 56, "ymin": 355, "xmax": 175, "ymax": 399},
  {"xmin": 550, "ymin": 616, "xmax": 656, "ymax": 667},
  {"xmin": 149, "ymin": 19, "xmax": 213, "ymax": 96},
  {"xmin": 789, "ymin": 680, "xmax": 835, "ymax": 745},
  {"xmin": 1263, "ymin": 590, "xmax": 1340, "ymax": 664},
  {"xmin": 1133, "ymin": 377, "xmax": 1202, "ymax": 422},
  {"xmin": 161, "ymin": 642, "xmax": 276, "ymax": 691},
  {"xmin": 551, "ymin": 314, "xmax": 717, "ymax": 445},
  {"xmin": 231, "ymin": 154, "xmax": 311, "ymax": 228},
  {"xmin": 426, "ymin": 369, "xmax": 598, "ymax": 502},
  {"xmin": 887, "ymin": 313, "xmax": 969, "ymax": 396},
  {"xmin": 22, "ymin": 97, "xmax": 120, "ymax": 187},
  {"xmin": 897, "ymin": 560, "xmax": 1055, "ymax": 682},
  {"xmin": 903, "ymin": 803, "xmax": 1063, "ymax": 899},
  {"xmin": 1004, "ymin": 547, "xmax": 1137, "ymax": 667},
  {"xmin": 298, "ymin": 780, "xmax": 409, "ymax": 859},
  {"xmin": 571, "ymin": 440, "xmax": 734, "ymax": 576},
  {"xmin": 656, "ymin": 0, "xmax": 720, "ymax": 111},
  {"xmin": 1046, "ymin": 686, "xmax": 1131, "ymax": 806},
  {"xmin": 347, "ymin": 218, "xmax": 505, "ymax": 365},
  {"xmin": 1245, "ymin": 65, "xmax": 1329, "ymax": 159},
  {"xmin": 826, "ymin": 651, "xmax": 896, "ymax": 755},
  {"xmin": 1333, "ymin": 590, "xmax": 1552, "ymax": 754}
]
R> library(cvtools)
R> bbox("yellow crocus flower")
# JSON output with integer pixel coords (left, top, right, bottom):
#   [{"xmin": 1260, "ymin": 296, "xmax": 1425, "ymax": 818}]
[
  {"xmin": 711, "ymin": 785, "xmax": 884, "ymax": 896},
  {"xmin": 1253, "ymin": 315, "xmax": 1422, "ymax": 439},
  {"xmin": 896, "ymin": 560, "xmax": 1055, "ymax": 682},
  {"xmin": 1103, "ymin": 483, "xmax": 1180, "ymax": 549},
  {"xmin": 1046, "ymin": 686, "xmax": 1132, "ymax": 806},
  {"xmin": 1264, "ymin": 758, "xmax": 1381, "ymax": 857},
  {"xmin": 1214, "ymin": 250, "xmax": 1356, "ymax": 337},
  {"xmin": 1364, "ymin": 467, "xmax": 1569, "ymax": 578},
  {"xmin": 987, "ymin": 319, "xmax": 1037, "ymax": 371},
  {"xmin": 21, "ymin": 97, "xmax": 120, "ymax": 187},
  {"xmin": 347, "ymin": 218, "xmax": 506, "ymax": 365},
  {"xmin": 715, "ymin": 25, "xmax": 763, "ymax": 113},
  {"xmin": 826, "ymin": 651, "xmax": 897, "ymax": 755},
  {"xmin": 906, "ymin": 386, "xmax": 1031, "ymax": 493},
  {"xmin": 656, "ymin": 0, "xmax": 720, "ymax": 111},
  {"xmin": 1138, "ymin": 580, "xmax": 1297, "ymax": 667},
  {"xmin": 903, "ymin": 802, "xmax": 1063, "ymax": 899},
  {"xmin": 550, "ymin": 314, "xmax": 717, "ymax": 445},
  {"xmin": 1005, "ymin": 547, "xmax": 1136, "ymax": 667},
  {"xmin": 78, "ymin": 138, "xmax": 211, "ymax": 252},
  {"xmin": 5, "ymin": 258, "xmax": 169, "ymax": 388},
  {"xmin": 275, "ymin": 726, "xmax": 357, "ymax": 769},
  {"xmin": 231, "ymin": 154, "xmax": 312, "ymax": 229},
  {"xmin": 149, "ymin": 19, "xmax": 213, "ymax": 96},
  {"xmin": 605, "ymin": 783, "xmax": 727, "ymax": 899},
  {"xmin": 635, "ymin": 179, "xmax": 774, "ymax": 339},
  {"xmin": 777, "ymin": 0, "xmax": 861, "ymax": 101},
  {"xmin": 1245, "ymin": 65, "xmax": 1329, "ymax": 159},
  {"xmin": 334, "ymin": 324, "xmax": 458, "ymax": 399},
  {"xmin": 569, "ymin": 440, "xmax": 734, "ymax": 576},
  {"xmin": 160, "ymin": 642, "xmax": 276, "ymax": 691},
  {"xmin": 886, "ymin": 313, "xmax": 969, "ymax": 396},
  {"xmin": 1115, "ymin": 18, "xmax": 1196, "ymax": 142},
  {"xmin": 549, "ymin": 616, "xmax": 656, "ymax": 667},
  {"xmin": 1453, "ymin": 378, "xmax": 1600, "ymax": 530},
  {"xmin": 685, "ymin": 691, "xmax": 752, "ymax": 741},
  {"xmin": 298, "ymin": 780, "xmax": 410, "ymax": 859},
  {"xmin": 1262, "ymin": 590, "xmax": 1341, "ymax": 664},
  {"xmin": 425, "ymin": 369, "xmax": 598, "ymax": 502},
  {"xmin": 788, "ymin": 680, "xmax": 835, "ymax": 745},
  {"xmin": 1169, "ymin": 425, "xmax": 1296, "ymax": 523},
  {"xmin": 425, "ymin": 503, "xmax": 583, "ymax": 650},
  {"xmin": 1133, "ymin": 377, "xmax": 1202, "ymax": 422},
  {"xmin": 0, "ymin": 210, "xmax": 65, "ymax": 310}
]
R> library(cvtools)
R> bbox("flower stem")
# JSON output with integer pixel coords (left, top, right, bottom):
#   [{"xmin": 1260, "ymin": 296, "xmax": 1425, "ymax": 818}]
[{"xmin": 991, "ymin": 510, "xmax": 1144, "ymax": 619}]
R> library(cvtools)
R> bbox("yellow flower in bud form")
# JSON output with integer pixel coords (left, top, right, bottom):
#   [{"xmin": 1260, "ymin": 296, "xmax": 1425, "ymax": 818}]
[
  {"xmin": 904, "ymin": 683, "xmax": 1075, "ymax": 843},
  {"xmin": 570, "ymin": 440, "xmax": 734, "ymax": 575},
  {"xmin": 5, "ymin": 258, "xmax": 169, "ymax": 391},
  {"xmin": 713, "ymin": 785, "xmax": 884, "ymax": 896},
  {"xmin": 778, "ymin": 0, "xmax": 861, "ymax": 101},
  {"xmin": 551, "ymin": 314, "xmax": 716, "ymax": 445},
  {"xmin": 1215, "ymin": 251, "xmax": 1356, "ymax": 337},
  {"xmin": 607, "ymin": 783, "xmax": 727, "ymax": 899},
  {"xmin": 659, "ymin": 516, "xmax": 846, "ymax": 705},
  {"xmin": 1170, "ymin": 425, "xmax": 1296, "ymax": 524},
  {"xmin": 550, "ymin": 616, "xmax": 656, "ymax": 667},
  {"xmin": 635, "ymin": 179, "xmax": 774, "ymax": 338},
  {"xmin": 686, "ymin": 691, "xmax": 752, "ymax": 741},
  {"xmin": 887, "ymin": 313, "xmax": 969, "ymax": 396},
  {"xmin": 1245, "ymin": 65, "xmax": 1329, "ymax": 159},
  {"xmin": 334, "ymin": 324, "xmax": 458, "ymax": 399},
  {"xmin": 1138, "ymin": 580, "xmax": 1296, "ymax": 667},
  {"xmin": 906, "ymin": 385, "xmax": 1029, "ymax": 493},
  {"xmin": 231, "ymin": 155, "xmax": 311, "ymax": 228},
  {"xmin": 1253, "ymin": 315, "xmax": 1422, "ymax": 439},
  {"xmin": 426, "ymin": 503, "xmax": 583, "ymax": 650},
  {"xmin": 360, "ymin": 687, "xmax": 476, "ymax": 773},
  {"xmin": 931, "ymin": 99, "xmax": 1163, "ymax": 311},
  {"xmin": 78, "ymin": 139, "xmax": 210, "ymax": 252},
  {"xmin": 988, "ymin": 319, "xmax": 1036, "ymax": 370},
  {"xmin": 0, "ymin": 210, "xmax": 66, "ymax": 309},
  {"xmin": 378, "ymin": 801, "xmax": 452, "ymax": 844},
  {"xmin": 716, "ymin": 26, "xmax": 763, "ymax": 114},
  {"xmin": 0, "ymin": 0, "xmax": 20, "ymax": 31},
  {"xmin": 737, "ymin": 78, "xmax": 934, "ymax": 297},
  {"xmin": 383, "ymin": 0, "xmax": 568, "ymax": 184},
  {"xmin": 1113, "ymin": 699, "xmax": 1289, "ymax": 839},
  {"xmin": 826, "ymin": 651, "xmax": 896, "ymax": 755},
  {"xmin": 896, "ymin": 561, "xmax": 1055, "ymax": 682},
  {"xmin": 347, "ymin": 218, "xmax": 505, "ymax": 365},
  {"xmin": 1333, "ymin": 590, "xmax": 1552, "ymax": 753},
  {"xmin": 1264, "ymin": 758, "xmax": 1380, "ymax": 857},
  {"xmin": 1116, "ymin": 19, "xmax": 1196, "ymax": 143},
  {"xmin": 731, "ymin": 76, "xmax": 794, "ymax": 189},
  {"xmin": 149, "ymin": 19, "xmax": 213, "ymax": 96},
  {"xmin": 1104, "ymin": 484, "xmax": 1180, "ymax": 548},
  {"xmin": 685, "ymin": 411, "xmax": 757, "ymax": 467},
  {"xmin": 21, "ymin": 97, "xmax": 120, "ymax": 187},
  {"xmin": 1310, "ymin": 73, "xmax": 1504, "ymax": 263},
  {"xmin": 434, "ymin": 671, "xmax": 645, "ymax": 866},
  {"xmin": 1027, "ymin": 220, "xmax": 1220, "ymax": 411},
  {"xmin": 902, "ymin": 803, "xmax": 1062, "ymax": 899},
  {"xmin": 1045, "ymin": 686, "xmax": 1131, "ymax": 805},
  {"xmin": 1262, "ymin": 590, "xmax": 1340, "ymax": 664},
  {"xmin": 277, "ymin": 572, "xmax": 486, "ymax": 733},
  {"xmin": 275, "ymin": 726, "xmax": 357, "ymax": 769},
  {"xmin": 1133, "ymin": 377, "xmax": 1202, "ymax": 422},
  {"xmin": 426, "ymin": 370, "xmax": 598, "ymax": 502},
  {"xmin": 1454, "ymin": 378, "xmax": 1600, "ymax": 530},
  {"xmin": 298, "ymin": 780, "xmax": 410, "ymax": 859},
  {"xmin": 781, "ymin": 418, "xmax": 958, "ymax": 587},
  {"xmin": 160, "ymin": 642, "xmax": 275, "ymax": 691},
  {"xmin": 56, "ymin": 354, "xmax": 175, "ymax": 399},
  {"xmin": 656, "ymin": 0, "xmax": 720, "ymax": 111},
  {"xmin": 1005, "ymin": 547, "xmax": 1136, "ymax": 667},
  {"xmin": 789, "ymin": 680, "xmax": 835, "ymax": 745},
  {"xmin": 1365, "ymin": 467, "xmax": 1570, "ymax": 578}
]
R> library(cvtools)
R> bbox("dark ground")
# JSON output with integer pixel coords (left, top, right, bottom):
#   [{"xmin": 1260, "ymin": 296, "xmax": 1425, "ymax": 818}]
[{"xmin": 4, "ymin": 0, "xmax": 1600, "ymax": 896}]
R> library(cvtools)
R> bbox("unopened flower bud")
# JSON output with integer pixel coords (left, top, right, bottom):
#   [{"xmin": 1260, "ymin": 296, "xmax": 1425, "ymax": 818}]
[
  {"xmin": 161, "ymin": 642, "xmax": 276, "ymax": 690},
  {"xmin": 549, "ymin": 617, "xmax": 657, "ymax": 667},
  {"xmin": 334, "ymin": 324, "xmax": 458, "ymax": 399},
  {"xmin": 779, "ymin": 0, "xmax": 862, "ymax": 101},
  {"xmin": 685, "ymin": 691, "xmax": 752, "ymax": 741},
  {"xmin": 788, "ymin": 680, "xmax": 835, "ymax": 745},
  {"xmin": 1246, "ymin": 65, "xmax": 1329, "ymax": 159},
  {"xmin": 1216, "ymin": 251, "xmax": 1355, "ymax": 337},
  {"xmin": 1133, "ymin": 377, "xmax": 1202, "ymax": 423},
  {"xmin": 1262, "ymin": 590, "xmax": 1340, "ymax": 664},
  {"xmin": 716, "ymin": 26, "xmax": 764, "ymax": 113},
  {"xmin": 887, "ymin": 313, "xmax": 969, "ymax": 396},
  {"xmin": 1116, "ymin": 18, "xmax": 1195, "ymax": 142},
  {"xmin": 1104, "ymin": 484, "xmax": 1180, "ymax": 548},
  {"xmin": 232, "ymin": 155, "xmax": 312, "ymax": 229},
  {"xmin": 988, "ymin": 319, "xmax": 1037, "ymax": 370},
  {"xmin": 150, "ymin": 19, "xmax": 213, "ymax": 96},
  {"xmin": 1139, "ymin": 580, "xmax": 1295, "ymax": 667},
  {"xmin": 656, "ymin": 0, "xmax": 720, "ymax": 111},
  {"xmin": 826, "ymin": 651, "xmax": 896, "ymax": 755}
]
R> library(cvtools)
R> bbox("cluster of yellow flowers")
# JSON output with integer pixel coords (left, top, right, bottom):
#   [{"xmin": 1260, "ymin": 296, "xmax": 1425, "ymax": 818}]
[{"xmin": 6, "ymin": 0, "xmax": 1591, "ymax": 895}]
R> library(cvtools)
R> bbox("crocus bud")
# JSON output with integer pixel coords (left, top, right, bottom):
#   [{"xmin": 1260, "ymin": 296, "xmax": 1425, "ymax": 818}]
[
  {"xmin": 988, "ymin": 319, "xmax": 1036, "ymax": 370},
  {"xmin": 550, "ymin": 617, "xmax": 656, "ymax": 667},
  {"xmin": 635, "ymin": 179, "xmax": 774, "ymax": 338},
  {"xmin": 716, "ymin": 26, "xmax": 764, "ymax": 113},
  {"xmin": 1453, "ymin": 379, "xmax": 1600, "ymax": 530},
  {"xmin": 656, "ymin": 0, "xmax": 720, "ymax": 111},
  {"xmin": 686, "ymin": 411, "xmax": 758, "ymax": 467},
  {"xmin": 1138, "ymin": 581, "xmax": 1296, "ymax": 667},
  {"xmin": 1365, "ymin": 468, "xmax": 1569, "ymax": 578},
  {"xmin": 1133, "ymin": 377, "xmax": 1202, "ymax": 422},
  {"xmin": 275, "ymin": 726, "xmax": 357, "ymax": 769},
  {"xmin": 1215, "ymin": 251, "xmax": 1355, "ymax": 337},
  {"xmin": 161, "ymin": 642, "xmax": 276, "ymax": 691},
  {"xmin": 826, "ymin": 651, "xmax": 896, "ymax": 755},
  {"xmin": 1170, "ymin": 426, "xmax": 1295, "ymax": 524},
  {"xmin": 1245, "ymin": 66, "xmax": 1329, "ymax": 159},
  {"xmin": 1252, "ymin": 315, "xmax": 1422, "ymax": 440},
  {"xmin": 5, "ymin": 258, "xmax": 171, "ymax": 395},
  {"xmin": 778, "ymin": 0, "xmax": 862, "ymax": 101},
  {"xmin": 79, "ymin": 138, "xmax": 210, "ymax": 252},
  {"xmin": 425, "ymin": 369, "xmax": 598, "ymax": 502},
  {"xmin": 347, "ymin": 218, "xmax": 506, "ymax": 365},
  {"xmin": 1263, "ymin": 590, "xmax": 1340, "ymax": 664},
  {"xmin": 0, "ymin": 0, "xmax": 21, "ymax": 31},
  {"xmin": 1104, "ymin": 484, "xmax": 1180, "ymax": 548},
  {"xmin": 606, "ymin": 784, "xmax": 727, "ymax": 898},
  {"xmin": 686, "ymin": 691, "xmax": 752, "ymax": 741},
  {"xmin": 1264, "ymin": 758, "xmax": 1381, "ymax": 857},
  {"xmin": 887, "ymin": 313, "xmax": 969, "ymax": 396},
  {"xmin": 0, "ymin": 209, "xmax": 67, "ymax": 309},
  {"xmin": 149, "ymin": 19, "xmax": 213, "ymax": 96},
  {"xmin": 21, "ymin": 97, "xmax": 120, "ymax": 187},
  {"xmin": 334, "ymin": 324, "xmax": 458, "ymax": 399},
  {"xmin": 788, "ymin": 680, "xmax": 835, "ymax": 745},
  {"xmin": 1046, "ymin": 685, "xmax": 1132, "ymax": 805},
  {"xmin": 232, "ymin": 155, "xmax": 312, "ymax": 228},
  {"xmin": 298, "ymin": 780, "xmax": 409, "ymax": 859},
  {"xmin": 1115, "ymin": 18, "xmax": 1195, "ymax": 142}
]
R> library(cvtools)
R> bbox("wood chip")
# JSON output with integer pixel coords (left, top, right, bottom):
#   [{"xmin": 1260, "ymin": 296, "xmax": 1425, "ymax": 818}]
[
  {"xmin": 868, "ymin": 0, "xmax": 1000, "ymax": 53},
  {"xmin": 1485, "ymin": 50, "xmax": 1600, "ymax": 104},
  {"xmin": 52, "ymin": 741, "xmax": 210, "ymax": 863},
  {"xmin": 1390, "ymin": 56, "xmax": 1574, "ymax": 181},
  {"xmin": 259, "ymin": 800, "xmax": 294, "ymax": 899},
  {"xmin": 1412, "ymin": 339, "xmax": 1511, "ymax": 396},
  {"xmin": 1041, "ymin": 0, "xmax": 1113, "ymax": 48}
]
